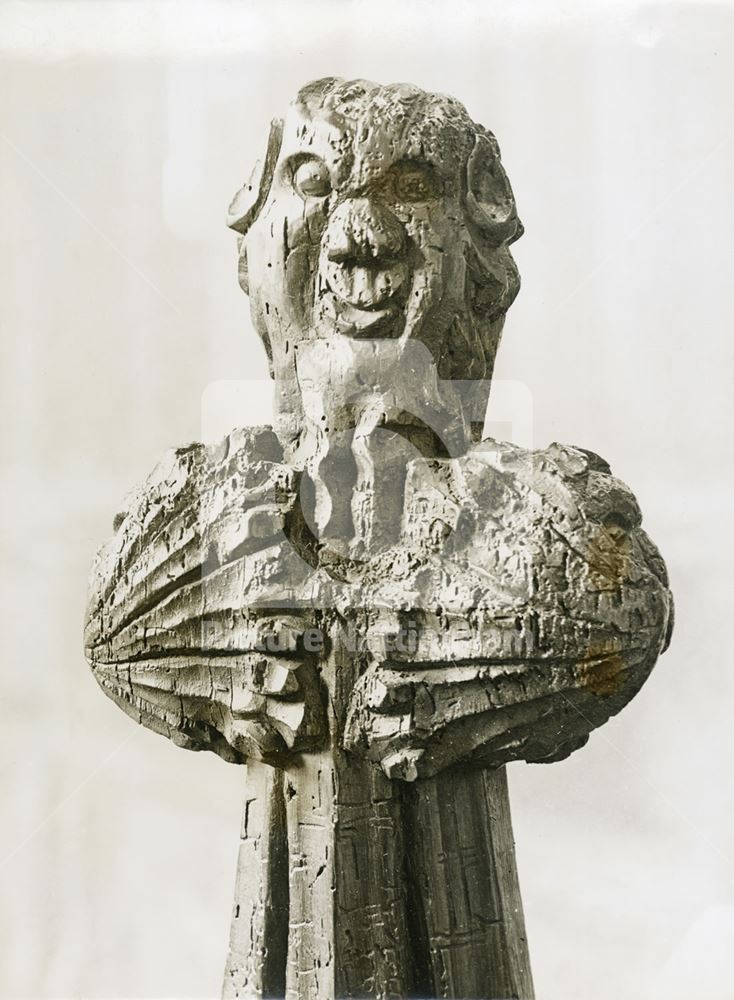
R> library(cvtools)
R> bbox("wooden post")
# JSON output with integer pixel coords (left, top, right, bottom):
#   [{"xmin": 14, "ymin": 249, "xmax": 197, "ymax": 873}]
[
  {"xmin": 403, "ymin": 767, "xmax": 533, "ymax": 998},
  {"xmin": 224, "ymin": 640, "xmax": 415, "ymax": 999},
  {"xmin": 223, "ymin": 636, "xmax": 534, "ymax": 1000}
]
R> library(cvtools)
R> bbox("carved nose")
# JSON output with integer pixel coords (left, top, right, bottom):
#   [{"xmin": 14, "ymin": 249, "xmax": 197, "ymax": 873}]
[{"xmin": 325, "ymin": 198, "xmax": 405, "ymax": 264}]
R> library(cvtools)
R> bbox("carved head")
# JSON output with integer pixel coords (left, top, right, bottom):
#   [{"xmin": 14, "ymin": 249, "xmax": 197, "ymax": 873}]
[{"xmin": 228, "ymin": 78, "xmax": 523, "ymax": 453}]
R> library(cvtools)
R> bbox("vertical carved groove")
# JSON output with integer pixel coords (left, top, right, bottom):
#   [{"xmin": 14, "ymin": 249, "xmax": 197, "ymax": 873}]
[
  {"xmin": 401, "ymin": 766, "xmax": 535, "ymax": 999},
  {"xmin": 261, "ymin": 770, "xmax": 289, "ymax": 999},
  {"xmin": 400, "ymin": 784, "xmax": 435, "ymax": 999}
]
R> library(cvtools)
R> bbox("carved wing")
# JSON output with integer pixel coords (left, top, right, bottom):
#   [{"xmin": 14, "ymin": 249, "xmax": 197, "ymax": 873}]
[
  {"xmin": 344, "ymin": 440, "xmax": 674, "ymax": 780},
  {"xmin": 84, "ymin": 426, "xmax": 326, "ymax": 765}
]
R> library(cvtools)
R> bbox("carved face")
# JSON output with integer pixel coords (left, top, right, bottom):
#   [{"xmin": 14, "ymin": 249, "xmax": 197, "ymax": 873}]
[{"xmin": 229, "ymin": 78, "xmax": 522, "ymax": 395}]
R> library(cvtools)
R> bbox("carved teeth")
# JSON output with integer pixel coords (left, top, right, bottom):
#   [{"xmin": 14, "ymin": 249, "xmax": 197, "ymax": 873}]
[
  {"xmin": 324, "ymin": 259, "xmax": 407, "ymax": 310},
  {"xmin": 328, "ymin": 301, "xmax": 402, "ymax": 342}
]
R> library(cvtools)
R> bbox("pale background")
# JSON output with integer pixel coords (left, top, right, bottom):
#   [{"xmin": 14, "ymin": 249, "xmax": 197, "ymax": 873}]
[{"xmin": 1, "ymin": 1, "xmax": 732, "ymax": 997}]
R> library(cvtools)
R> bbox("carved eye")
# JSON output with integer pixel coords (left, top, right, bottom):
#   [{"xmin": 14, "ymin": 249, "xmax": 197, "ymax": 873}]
[
  {"xmin": 391, "ymin": 162, "xmax": 441, "ymax": 203},
  {"xmin": 292, "ymin": 158, "xmax": 332, "ymax": 199}
]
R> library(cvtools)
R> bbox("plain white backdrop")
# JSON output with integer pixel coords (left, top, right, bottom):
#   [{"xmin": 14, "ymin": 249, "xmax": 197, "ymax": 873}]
[{"xmin": 1, "ymin": 1, "xmax": 733, "ymax": 997}]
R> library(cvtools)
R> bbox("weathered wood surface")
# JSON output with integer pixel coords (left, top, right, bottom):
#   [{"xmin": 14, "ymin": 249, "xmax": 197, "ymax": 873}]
[
  {"xmin": 84, "ymin": 76, "xmax": 673, "ymax": 999},
  {"xmin": 85, "ymin": 429, "xmax": 672, "ymax": 780},
  {"xmin": 224, "ymin": 762, "xmax": 289, "ymax": 998},
  {"xmin": 223, "ymin": 650, "xmax": 533, "ymax": 1000},
  {"xmin": 85, "ymin": 424, "xmax": 671, "ymax": 998},
  {"xmin": 403, "ymin": 766, "xmax": 532, "ymax": 997}
]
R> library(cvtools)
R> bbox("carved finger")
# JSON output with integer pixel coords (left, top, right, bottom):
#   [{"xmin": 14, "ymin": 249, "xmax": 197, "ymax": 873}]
[
  {"xmin": 91, "ymin": 652, "xmax": 325, "ymax": 764},
  {"xmin": 345, "ymin": 635, "xmax": 663, "ymax": 780}
]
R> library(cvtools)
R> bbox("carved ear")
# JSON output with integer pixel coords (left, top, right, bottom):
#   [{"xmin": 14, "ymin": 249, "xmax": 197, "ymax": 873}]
[
  {"xmin": 226, "ymin": 118, "xmax": 284, "ymax": 235},
  {"xmin": 466, "ymin": 131, "xmax": 523, "ymax": 247}
]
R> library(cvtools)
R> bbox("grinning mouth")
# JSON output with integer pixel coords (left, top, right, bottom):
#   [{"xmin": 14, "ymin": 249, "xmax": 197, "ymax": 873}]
[
  {"xmin": 321, "ymin": 284, "xmax": 406, "ymax": 339},
  {"xmin": 332, "ymin": 298, "xmax": 403, "ymax": 339}
]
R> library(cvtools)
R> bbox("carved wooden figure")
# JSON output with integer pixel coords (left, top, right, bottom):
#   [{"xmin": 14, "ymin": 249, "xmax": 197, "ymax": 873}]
[{"xmin": 85, "ymin": 78, "xmax": 673, "ymax": 999}]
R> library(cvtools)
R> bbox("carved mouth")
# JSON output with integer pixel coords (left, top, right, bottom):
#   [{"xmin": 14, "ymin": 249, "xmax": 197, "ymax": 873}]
[
  {"xmin": 320, "ymin": 279, "xmax": 406, "ymax": 339},
  {"xmin": 320, "ymin": 256, "xmax": 409, "ymax": 339},
  {"xmin": 332, "ymin": 298, "xmax": 403, "ymax": 339}
]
